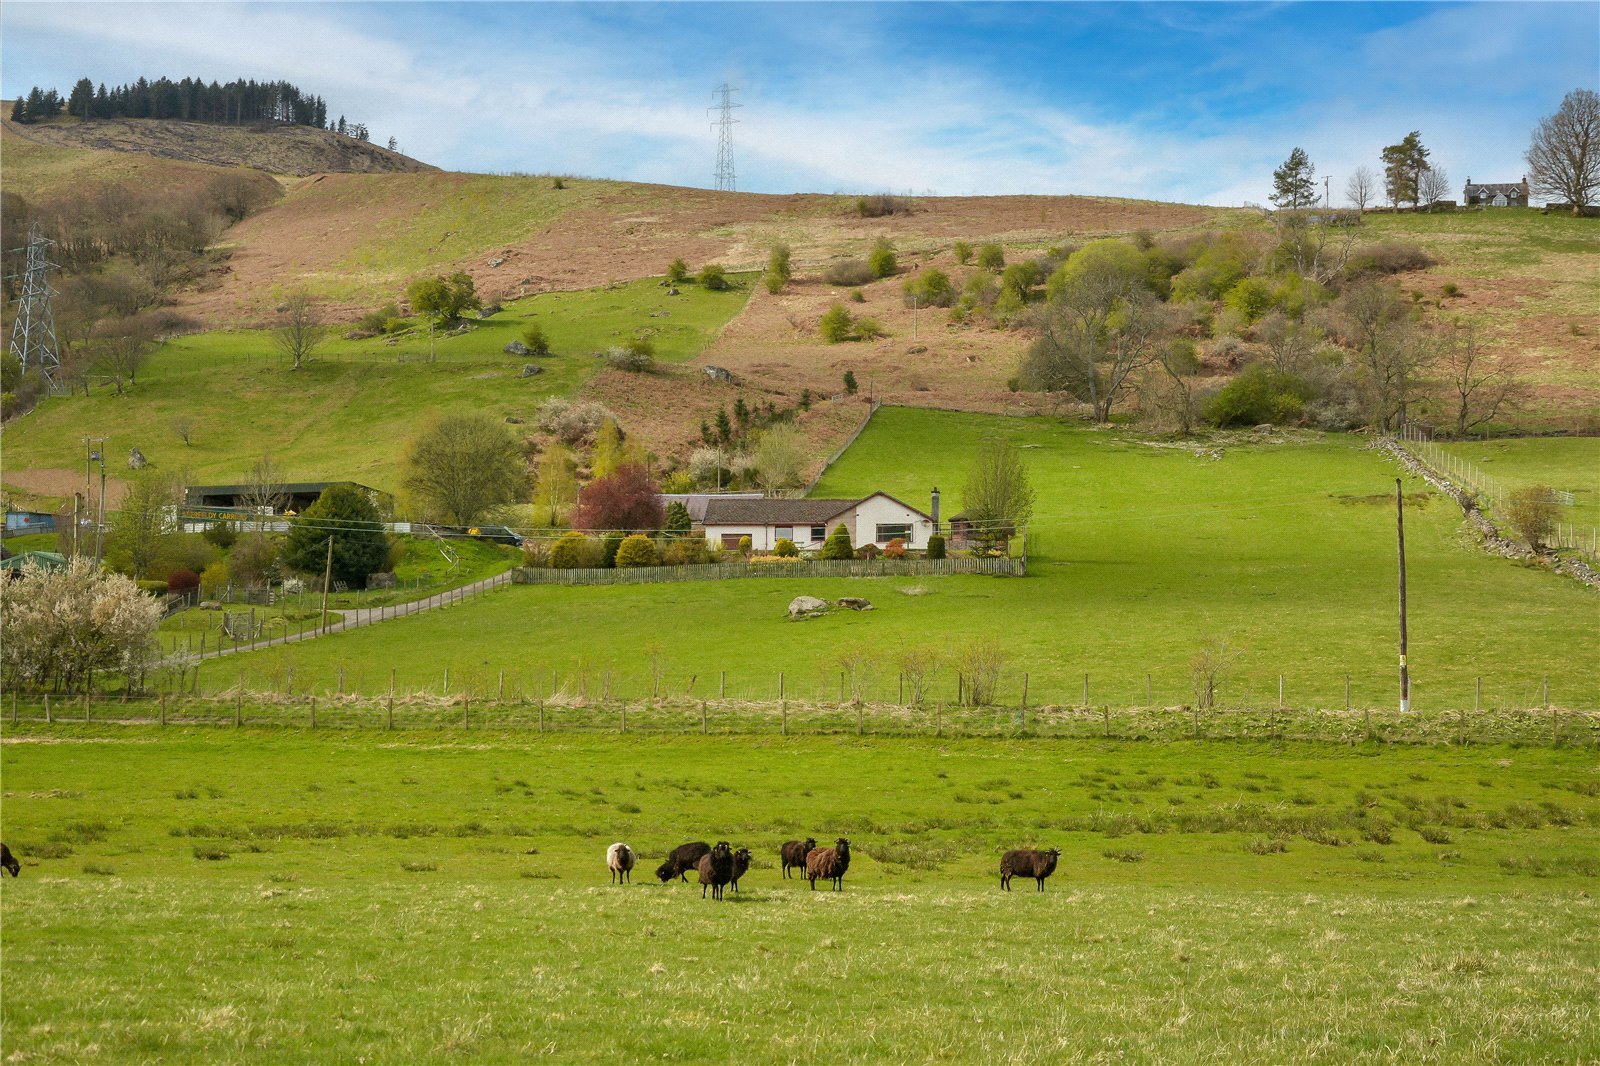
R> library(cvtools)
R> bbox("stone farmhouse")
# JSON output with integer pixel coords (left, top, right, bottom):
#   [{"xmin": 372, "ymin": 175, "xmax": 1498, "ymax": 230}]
[{"xmin": 1462, "ymin": 178, "xmax": 1530, "ymax": 207}]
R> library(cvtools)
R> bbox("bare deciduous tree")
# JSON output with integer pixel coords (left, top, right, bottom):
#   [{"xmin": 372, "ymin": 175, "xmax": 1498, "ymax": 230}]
[
  {"xmin": 1345, "ymin": 165, "xmax": 1377, "ymax": 212},
  {"xmin": 751, "ymin": 423, "xmax": 807, "ymax": 497},
  {"xmin": 240, "ymin": 456, "xmax": 288, "ymax": 528},
  {"xmin": 1419, "ymin": 164, "xmax": 1452, "ymax": 205},
  {"xmin": 1437, "ymin": 325, "xmax": 1518, "ymax": 436},
  {"xmin": 1336, "ymin": 282, "xmax": 1431, "ymax": 432},
  {"xmin": 1504, "ymin": 486, "xmax": 1560, "ymax": 550},
  {"xmin": 271, "ymin": 289, "xmax": 324, "ymax": 371},
  {"xmin": 92, "ymin": 314, "xmax": 158, "ymax": 395},
  {"xmin": 1145, "ymin": 339, "xmax": 1203, "ymax": 435},
  {"xmin": 1190, "ymin": 636, "xmax": 1243, "ymax": 711},
  {"xmin": 955, "ymin": 638, "xmax": 1007, "ymax": 707},
  {"xmin": 894, "ymin": 644, "xmax": 942, "ymax": 707},
  {"xmin": 1526, "ymin": 88, "xmax": 1600, "ymax": 214},
  {"xmin": 171, "ymin": 415, "xmax": 195, "ymax": 446},
  {"xmin": 1257, "ymin": 310, "xmax": 1320, "ymax": 375},
  {"xmin": 1022, "ymin": 269, "xmax": 1166, "ymax": 422}
]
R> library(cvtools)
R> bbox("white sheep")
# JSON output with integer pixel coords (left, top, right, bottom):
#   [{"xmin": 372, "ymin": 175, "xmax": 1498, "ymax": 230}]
[{"xmin": 606, "ymin": 842, "xmax": 635, "ymax": 884}]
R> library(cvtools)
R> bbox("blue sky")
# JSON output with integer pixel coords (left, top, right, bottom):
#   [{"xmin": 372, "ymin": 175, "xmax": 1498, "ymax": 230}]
[{"xmin": 3, "ymin": 2, "xmax": 1595, "ymax": 205}]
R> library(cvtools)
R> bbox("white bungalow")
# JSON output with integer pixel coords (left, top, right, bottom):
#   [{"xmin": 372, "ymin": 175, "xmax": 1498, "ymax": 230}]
[{"xmin": 699, "ymin": 491, "xmax": 939, "ymax": 552}]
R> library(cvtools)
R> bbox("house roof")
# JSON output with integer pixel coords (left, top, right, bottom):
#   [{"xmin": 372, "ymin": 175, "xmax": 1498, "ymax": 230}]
[
  {"xmin": 701, "ymin": 491, "xmax": 935, "ymax": 527},
  {"xmin": 702, "ymin": 497, "xmax": 863, "ymax": 526},
  {"xmin": 187, "ymin": 481, "xmax": 384, "ymax": 498},
  {"xmin": 1463, "ymin": 181, "xmax": 1527, "ymax": 197},
  {"xmin": 658, "ymin": 492, "xmax": 763, "ymax": 523}
]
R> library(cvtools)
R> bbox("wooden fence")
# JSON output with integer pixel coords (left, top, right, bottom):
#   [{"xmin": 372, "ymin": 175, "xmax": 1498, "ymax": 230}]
[{"xmin": 511, "ymin": 555, "xmax": 1025, "ymax": 586}]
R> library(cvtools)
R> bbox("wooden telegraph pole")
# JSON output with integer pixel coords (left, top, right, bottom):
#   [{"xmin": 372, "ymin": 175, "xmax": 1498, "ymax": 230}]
[
  {"xmin": 1396, "ymin": 478, "xmax": 1410, "ymax": 714},
  {"xmin": 320, "ymin": 535, "xmax": 334, "ymax": 634}
]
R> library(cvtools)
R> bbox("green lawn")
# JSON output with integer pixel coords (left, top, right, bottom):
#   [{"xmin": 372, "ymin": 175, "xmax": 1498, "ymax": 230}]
[
  {"xmin": 1, "ymin": 726, "xmax": 1595, "ymax": 1063},
  {"xmin": 2, "ymin": 275, "xmax": 751, "ymax": 499},
  {"xmin": 216, "ymin": 409, "xmax": 1600, "ymax": 710},
  {"xmin": 1438, "ymin": 436, "xmax": 1600, "ymax": 528}
]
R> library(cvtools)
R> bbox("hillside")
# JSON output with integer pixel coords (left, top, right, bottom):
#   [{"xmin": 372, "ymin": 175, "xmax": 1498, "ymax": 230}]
[{"xmin": 1, "ymin": 112, "xmax": 433, "ymax": 179}]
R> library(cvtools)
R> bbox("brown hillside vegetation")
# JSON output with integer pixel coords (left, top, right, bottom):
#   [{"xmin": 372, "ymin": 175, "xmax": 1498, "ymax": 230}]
[
  {"xmin": 177, "ymin": 175, "xmax": 1227, "ymax": 322},
  {"xmin": 2, "ymin": 113, "xmax": 432, "ymax": 179},
  {"xmin": 1, "ymin": 119, "xmax": 275, "ymax": 202}
]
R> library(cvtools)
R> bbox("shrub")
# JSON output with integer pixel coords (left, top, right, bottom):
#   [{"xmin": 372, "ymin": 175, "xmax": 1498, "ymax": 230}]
[
  {"xmin": 926, "ymin": 534, "xmax": 946, "ymax": 560},
  {"xmin": 663, "ymin": 537, "xmax": 714, "ymax": 566},
  {"xmin": 843, "ymin": 370, "xmax": 858, "ymax": 394},
  {"xmin": 572, "ymin": 463, "xmax": 664, "ymax": 533},
  {"xmin": 666, "ymin": 258, "xmax": 689, "ymax": 285},
  {"xmin": 663, "ymin": 501, "xmax": 692, "ymax": 537},
  {"xmin": 820, "ymin": 304, "xmax": 855, "ymax": 343},
  {"xmin": 521, "ymin": 322, "xmax": 551, "ymax": 356},
  {"xmin": 615, "ymin": 534, "xmax": 658, "ymax": 568},
  {"xmin": 697, "ymin": 263, "xmax": 730, "ymax": 290},
  {"xmin": 549, "ymin": 531, "xmax": 598, "ymax": 569},
  {"xmin": 1348, "ymin": 242, "xmax": 1435, "ymax": 276},
  {"xmin": 604, "ymin": 338, "xmax": 655, "ymax": 372},
  {"xmin": 136, "ymin": 580, "xmax": 169, "ymax": 594},
  {"xmin": 202, "ymin": 522, "xmax": 238, "ymax": 550},
  {"xmin": 199, "ymin": 560, "xmax": 230, "ymax": 598},
  {"xmin": 856, "ymin": 193, "xmax": 910, "ymax": 217},
  {"xmin": 903, "ymin": 269, "xmax": 956, "ymax": 308},
  {"xmin": 953, "ymin": 240, "xmax": 973, "ymax": 265},
  {"xmin": 849, "ymin": 289, "xmax": 866, "ymax": 303},
  {"xmin": 1504, "ymin": 486, "xmax": 1560, "ymax": 549},
  {"xmin": 1441, "ymin": 281, "xmax": 1461, "ymax": 297},
  {"xmin": 601, "ymin": 532, "xmax": 624, "ymax": 568},
  {"xmin": 737, "ymin": 535, "xmax": 752, "ymax": 555},
  {"xmin": 820, "ymin": 524, "xmax": 854, "ymax": 560},
  {"xmin": 854, "ymin": 316, "xmax": 886, "ymax": 340},
  {"xmin": 763, "ymin": 271, "xmax": 785, "ymax": 295},
  {"xmin": 882, "ymin": 537, "xmax": 907, "ymax": 559},
  {"xmin": 536, "ymin": 396, "xmax": 610, "ymax": 444},
  {"xmin": 977, "ymin": 242, "xmax": 1006, "ymax": 271},
  {"xmin": 855, "ymin": 543, "xmax": 881, "ymax": 560},
  {"xmin": 1203, "ymin": 365, "xmax": 1315, "ymax": 427},
  {"xmin": 868, "ymin": 238, "xmax": 897, "ymax": 278},
  {"xmin": 1223, "ymin": 277, "xmax": 1276, "ymax": 323},
  {"xmin": 823, "ymin": 259, "xmax": 875, "ymax": 286},
  {"xmin": 356, "ymin": 302, "xmax": 402, "ymax": 333},
  {"xmin": 773, "ymin": 537, "xmax": 799, "ymax": 557},
  {"xmin": 166, "ymin": 569, "xmax": 200, "ymax": 594}
]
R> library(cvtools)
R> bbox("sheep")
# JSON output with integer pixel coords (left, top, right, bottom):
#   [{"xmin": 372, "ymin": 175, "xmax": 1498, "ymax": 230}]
[
  {"xmin": 1000, "ymin": 847, "xmax": 1060, "ymax": 892},
  {"xmin": 656, "ymin": 841, "xmax": 711, "ymax": 883},
  {"xmin": 729, "ymin": 847, "xmax": 751, "ymax": 892},
  {"xmin": 0, "ymin": 843, "xmax": 17, "ymax": 877},
  {"xmin": 606, "ymin": 842, "xmax": 635, "ymax": 884},
  {"xmin": 780, "ymin": 837, "xmax": 816, "ymax": 879},
  {"xmin": 697, "ymin": 841, "xmax": 735, "ymax": 900},
  {"xmin": 806, "ymin": 837, "xmax": 851, "ymax": 891}
]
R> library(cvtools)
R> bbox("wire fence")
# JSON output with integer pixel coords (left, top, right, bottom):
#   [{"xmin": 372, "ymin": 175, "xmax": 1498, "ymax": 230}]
[
  {"xmin": 510, "ymin": 555, "xmax": 1025, "ymax": 586},
  {"xmin": 6, "ymin": 691, "xmax": 1595, "ymax": 747}
]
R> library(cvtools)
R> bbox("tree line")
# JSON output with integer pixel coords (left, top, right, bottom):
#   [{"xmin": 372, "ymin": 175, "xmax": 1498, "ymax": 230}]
[{"xmin": 8, "ymin": 75, "xmax": 369, "ymax": 139}]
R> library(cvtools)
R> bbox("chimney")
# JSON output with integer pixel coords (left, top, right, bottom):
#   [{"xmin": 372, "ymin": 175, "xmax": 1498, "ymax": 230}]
[{"xmin": 930, "ymin": 486, "xmax": 941, "ymax": 533}]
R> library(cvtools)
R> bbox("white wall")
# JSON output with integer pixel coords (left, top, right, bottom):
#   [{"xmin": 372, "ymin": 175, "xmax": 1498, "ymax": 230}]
[{"xmin": 849, "ymin": 494, "xmax": 933, "ymax": 549}]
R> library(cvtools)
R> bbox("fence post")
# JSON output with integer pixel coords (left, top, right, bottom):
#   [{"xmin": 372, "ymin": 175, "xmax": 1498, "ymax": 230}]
[
  {"xmin": 338, "ymin": 666, "xmax": 344, "ymax": 695},
  {"xmin": 782, "ymin": 700, "xmax": 787, "ymax": 736},
  {"xmin": 1364, "ymin": 703, "xmax": 1371, "ymax": 742},
  {"xmin": 236, "ymin": 673, "xmax": 243, "ymax": 727},
  {"xmin": 464, "ymin": 689, "xmax": 470, "ymax": 730},
  {"xmin": 1474, "ymin": 676, "xmax": 1480, "ymax": 712},
  {"xmin": 499, "ymin": 671, "xmax": 505, "ymax": 702},
  {"xmin": 552, "ymin": 669, "xmax": 559, "ymax": 698},
  {"xmin": 443, "ymin": 667, "xmax": 450, "ymax": 697},
  {"xmin": 936, "ymin": 701, "xmax": 943, "ymax": 738},
  {"xmin": 310, "ymin": 697, "xmax": 316, "ymax": 729},
  {"xmin": 720, "ymin": 671, "xmax": 726, "ymax": 699},
  {"xmin": 1021, "ymin": 673, "xmax": 1029, "ymax": 709},
  {"xmin": 701, "ymin": 701, "xmax": 708, "ymax": 735},
  {"xmin": 1278, "ymin": 675, "xmax": 1284, "ymax": 712},
  {"xmin": 620, "ymin": 703, "xmax": 626, "ymax": 734},
  {"xmin": 159, "ymin": 693, "xmax": 165, "ymax": 726},
  {"xmin": 779, "ymin": 672, "xmax": 784, "ymax": 702},
  {"xmin": 1345, "ymin": 673, "xmax": 1350, "ymax": 712},
  {"xmin": 856, "ymin": 704, "xmax": 863, "ymax": 736},
  {"xmin": 1083, "ymin": 673, "xmax": 1089, "ymax": 708},
  {"xmin": 1102, "ymin": 705, "xmax": 1109, "ymax": 738},
  {"xmin": 539, "ymin": 701, "xmax": 545, "ymax": 733},
  {"xmin": 1146, "ymin": 673, "xmax": 1152, "ymax": 707},
  {"xmin": 287, "ymin": 665, "xmax": 294, "ymax": 698}
]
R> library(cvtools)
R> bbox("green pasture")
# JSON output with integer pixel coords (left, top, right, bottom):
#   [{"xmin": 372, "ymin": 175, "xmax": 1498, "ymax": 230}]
[
  {"xmin": 1438, "ymin": 435, "xmax": 1600, "ymax": 527},
  {"xmin": 1, "ymin": 727, "xmax": 1595, "ymax": 1062},
  {"xmin": 2, "ymin": 275, "xmax": 751, "ymax": 499},
  {"xmin": 217, "ymin": 409, "xmax": 1600, "ymax": 710}
]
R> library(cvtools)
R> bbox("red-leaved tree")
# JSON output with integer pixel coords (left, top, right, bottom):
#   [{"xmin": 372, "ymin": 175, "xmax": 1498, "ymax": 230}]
[{"xmin": 571, "ymin": 463, "xmax": 664, "ymax": 533}]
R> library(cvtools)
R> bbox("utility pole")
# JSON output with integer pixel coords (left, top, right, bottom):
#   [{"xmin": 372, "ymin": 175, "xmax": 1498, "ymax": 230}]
[
  {"xmin": 709, "ymin": 84, "xmax": 741, "ymax": 192},
  {"xmin": 1396, "ymin": 478, "xmax": 1409, "ymax": 713},
  {"xmin": 1324, "ymin": 176, "xmax": 1331, "ymax": 209},
  {"xmin": 320, "ymin": 535, "xmax": 334, "ymax": 634},
  {"xmin": 83, "ymin": 439, "xmax": 109, "ymax": 564}
]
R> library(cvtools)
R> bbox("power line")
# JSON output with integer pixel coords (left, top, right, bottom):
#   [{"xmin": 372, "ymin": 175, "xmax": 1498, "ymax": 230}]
[{"xmin": 709, "ymin": 83, "xmax": 741, "ymax": 192}]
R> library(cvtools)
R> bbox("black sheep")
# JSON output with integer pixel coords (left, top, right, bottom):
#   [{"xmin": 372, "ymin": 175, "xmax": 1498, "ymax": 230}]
[
  {"xmin": 0, "ymin": 843, "xmax": 17, "ymax": 877},
  {"xmin": 806, "ymin": 837, "xmax": 851, "ymax": 891},
  {"xmin": 1000, "ymin": 847, "xmax": 1060, "ymax": 892},
  {"xmin": 780, "ymin": 837, "xmax": 816, "ymax": 879},
  {"xmin": 730, "ymin": 847, "xmax": 751, "ymax": 892},
  {"xmin": 697, "ymin": 841, "xmax": 735, "ymax": 900},
  {"xmin": 656, "ymin": 841, "xmax": 711, "ymax": 883}
]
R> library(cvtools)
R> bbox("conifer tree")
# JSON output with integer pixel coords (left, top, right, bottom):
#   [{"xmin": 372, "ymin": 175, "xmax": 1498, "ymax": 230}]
[{"xmin": 1270, "ymin": 147, "xmax": 1317, "ymax": 210}]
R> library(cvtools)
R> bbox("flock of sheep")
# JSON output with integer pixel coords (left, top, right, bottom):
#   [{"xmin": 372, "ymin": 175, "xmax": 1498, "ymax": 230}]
[{"xmin": 604, "ymin": 839, "xmax": 1062, "ymax": 896}]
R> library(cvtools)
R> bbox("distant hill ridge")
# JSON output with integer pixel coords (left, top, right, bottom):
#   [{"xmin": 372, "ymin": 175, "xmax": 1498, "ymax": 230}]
[{"xmin": 1, "ymin": 113, "xmax": 435, "ymax": 177}]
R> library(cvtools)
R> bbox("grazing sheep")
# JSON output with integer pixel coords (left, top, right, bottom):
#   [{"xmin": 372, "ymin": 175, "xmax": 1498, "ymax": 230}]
[
  {"xmin": 730, "ymin": 847, "xmax": 751, "ymax": 892},
  {"xmin": 656, "ymin": 841, "xmax": 711, "ymax": 883},
  {"xmin": 806, "ymin": 837, "xmax": 851, "ymax": 891},
  {"xmin": 697, "ymin": 841, "xmax": 735, "ymax": 900},
  {"xmin": 0, "ymin": 843, "xmax": 17, "ymax": 877},
  {"xmin": 1000, "ymin": 847, "xmax": 1060, "ymax": 892},
  {"xmin": 780, "ymin": 837, "xmax": 816, "ymax": 879},
  {"xmin": 606, "ymin": 842, "xmax": 635, "ymax": 884}
]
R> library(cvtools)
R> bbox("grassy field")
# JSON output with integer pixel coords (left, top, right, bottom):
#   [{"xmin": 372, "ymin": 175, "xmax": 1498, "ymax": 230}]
[
  {"xmin": 1, "ymin": 725, "xmax": 1596, "ymax": 1063},
  {"xmin": 2, "ymin": 275, "xmax": 751, "ymax": 501},
  {"xmin": 1438, "ymin": 436, "xmax": 1600, "ymax": 528},
  {"xmin": 213, "ymin": 408, "xmax": 1600, "ymax": 710}
]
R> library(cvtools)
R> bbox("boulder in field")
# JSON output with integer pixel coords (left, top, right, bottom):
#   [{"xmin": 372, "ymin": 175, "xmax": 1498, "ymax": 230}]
[
  {"xmin": 787, "ymin": 595, "xmax": 829, "ymax": 620},
  {"xmin": 836, "ymin": 597, "xmax": 874, "ymax": 611}
]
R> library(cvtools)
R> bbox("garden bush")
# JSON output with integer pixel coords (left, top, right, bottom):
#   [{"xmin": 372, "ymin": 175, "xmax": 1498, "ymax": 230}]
[
  {"xmin": 136, "ymin": 580, "xmax": 169, "ymax": 594},
  {"xmin": 200, "ymin": 560, "xmax": 230, "ymax": 599},
  {"xmin": 820, "ymin": 524, "xmax": 854, "ymax": 560},
  {"xmin": 601, "ymin": 532, "xmax": 624, "ymax": 568},
  {"xmin": 663, "ymin": 537, "xmax": 714, "ymax": 566},
  {"xmin": 738, "ymin": 535, "xmax": 753, "ymax": 555},
  {"xmin": 167, "ymin": 569, "xmax": 200, "ymax": 594},
  {"xmin": 773, "ymin": 537, "xmax": 799, "ymax": 557},
  {"xmin": 926, "ymin": 534, "xmax": 946, "ymax": 560},
  {"xmin": 202, "ymin": 522, "xmax": 237, "ymax": 550},
  {"xmin": 549, "ymin": 531, "xmax": 599, "ymax": 569},
  {"xmin": 855, "ymin": 543, "xmax": 882, "ymax": 560},
  {"xmin": 883, "ymin": 537, "xmax": 907, "ymax": 559},
  {"xmin": 614, "ymin": 534, "xmax": 658, "ymax": 568}
]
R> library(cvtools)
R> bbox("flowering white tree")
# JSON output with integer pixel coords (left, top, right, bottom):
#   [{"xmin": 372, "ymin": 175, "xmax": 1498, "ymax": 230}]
[{"xmin": 0, "ymin": 558, "xmax": 163, "ymax": 694}]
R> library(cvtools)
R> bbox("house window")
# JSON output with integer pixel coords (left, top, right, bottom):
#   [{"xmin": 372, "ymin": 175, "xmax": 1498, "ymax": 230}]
[
  {"xmin": 875, "ymin": 523, "xmax": 911, "ymax": 543},
  {"xmin": 810, "ymin": 525, "xmax": 826, "ymax": 541},
  {"xmin": 775, "ymin": 526, "xmax": 793, "ymax": 542},
  {"xmin": 720, "ymin": 534, "xmax": 745, "ymax": 549}
]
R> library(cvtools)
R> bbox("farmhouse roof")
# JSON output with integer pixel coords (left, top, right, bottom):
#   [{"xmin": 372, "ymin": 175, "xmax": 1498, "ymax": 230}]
[
  {"xmin": 701, "ymin": 492, "xmax": 935, "ymax": 527},
  {"xmin": 1462, "ymin": 179, "xmax": 1528, "ymax": 198},
  {"xmin": 658, "ymin": 492, "xmax": 763, "ymax": 523}
]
